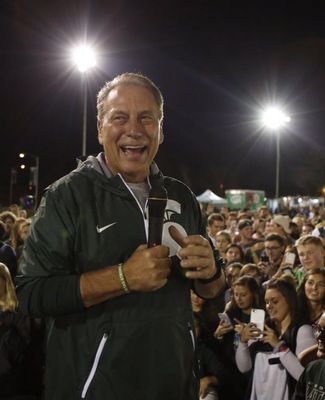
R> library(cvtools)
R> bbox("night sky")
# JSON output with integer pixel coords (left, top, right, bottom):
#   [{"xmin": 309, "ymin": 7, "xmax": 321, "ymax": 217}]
[{"xmin": 1, "ymin": 0, "xmax": 325, "ymax": 207}]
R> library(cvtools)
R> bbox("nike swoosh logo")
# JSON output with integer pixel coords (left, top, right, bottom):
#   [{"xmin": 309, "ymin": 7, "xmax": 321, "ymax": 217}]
[{"xmin": 96, "ymin": 222, "xmax": 117, "ymax": 233}]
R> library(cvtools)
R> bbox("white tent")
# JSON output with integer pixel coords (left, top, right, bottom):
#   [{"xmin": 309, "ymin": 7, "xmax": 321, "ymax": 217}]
[{"xmin": 196, "ymin": 189, "xmax": 227, "ymax": 205}]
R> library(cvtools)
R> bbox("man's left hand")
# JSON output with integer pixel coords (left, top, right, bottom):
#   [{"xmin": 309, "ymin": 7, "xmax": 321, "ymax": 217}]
[{"xmin": 169, "ymin": 225, "xmax": 216, "ymax": 280}]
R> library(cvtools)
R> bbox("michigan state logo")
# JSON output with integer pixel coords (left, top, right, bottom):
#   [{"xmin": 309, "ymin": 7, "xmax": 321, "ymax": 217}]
[{"xmin": 161, "ymin": 199, "xmax": 187, "ymax": 256}]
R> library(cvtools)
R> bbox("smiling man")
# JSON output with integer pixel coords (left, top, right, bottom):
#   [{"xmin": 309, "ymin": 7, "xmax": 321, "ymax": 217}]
[{"xmin": 16, "ymin": 73, "xmax": 224, "ymax": 400}]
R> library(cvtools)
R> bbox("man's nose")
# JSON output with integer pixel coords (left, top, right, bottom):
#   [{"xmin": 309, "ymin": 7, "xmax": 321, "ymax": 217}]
[{"xmin": 126, "ymin": 117, "xmax": 144, "ymax": 135}]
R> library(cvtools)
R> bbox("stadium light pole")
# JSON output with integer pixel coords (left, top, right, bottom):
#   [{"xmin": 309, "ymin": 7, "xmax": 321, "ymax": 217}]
[
  {"xmin": 72, "ymin": 45, "xmax": 97, "ymax": 157},
  {"xmin": 261, "ymin": 107, "xmax": 291, "ymax": 199},
  {"xmin": 19, "ymin": 153, "xmax": 39, "ymax": 209}
]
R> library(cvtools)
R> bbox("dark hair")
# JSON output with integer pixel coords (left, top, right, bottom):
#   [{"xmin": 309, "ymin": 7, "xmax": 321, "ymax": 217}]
[
  {"xmin": 266, "ymin": 279, "xmax": 298, "ymax": 326},
  {"xmin": 297, "ymin": 267, "xmax": 325, "ymax": 324},
  {"xmin": 225, "ymin": 244, "xmax": 244, "ymax": 262},
  {"xmin": 228, "ymin": 275, "xmax": 264, "ymax": 314},
  {"xmin": 265, "ymin": 233, "xmax": 285, "ymax": 247},
  {"xmin": 238, "ymin": 219, "xmax": 253, "ymax": 231},
  {"xmin": 207, "ymin": 213, "xmax": 225, "ymax": 226}
]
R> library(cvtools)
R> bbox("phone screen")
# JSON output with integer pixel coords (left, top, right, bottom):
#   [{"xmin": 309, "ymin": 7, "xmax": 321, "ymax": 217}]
[
  {"xmin": 260, "ymin": 255, "xmax": 269, "ymax": 263},
  {"xmin": 218, "ymin": 313, "xmax": 233, "ymax": 327},
  {"xmin": 283, "ymin": 252, "xmax": 296, "ymax": 267},
  {"xmin": 250, "ymin": 309, "xmax": 265, "ymax": 339}
]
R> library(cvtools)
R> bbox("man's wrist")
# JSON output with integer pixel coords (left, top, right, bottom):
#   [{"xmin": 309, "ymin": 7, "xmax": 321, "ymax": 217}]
[
  {"xmin": 198, "ymin": 252, "xmax": 223, "ymax": 284},
  {"xmin": 117, "ymin": 263, "xmax": 130, "ymax": 294}
]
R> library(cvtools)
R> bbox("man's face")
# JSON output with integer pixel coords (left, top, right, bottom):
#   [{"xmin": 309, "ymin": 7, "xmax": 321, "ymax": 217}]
[
  {"xmin": 240, "ymin": 225, "xmax": 253, "ymax": 241},
  {"xmin": 268, "ymin": 220, "xmax": 286, "ymax": 237},
  {"xmin": 208, "ymin": 220, "xmax": 224, "ymax": 237},
  {"xmin": 302, "ymin": 224, "xmax": 313, "ymax": 236},
  {"xmin": 297, "ymin": 244, "xmax": 325, "ymax": 270},
  {"xmin": 315, "ymin": 313, "xmax": 325, "ymax": 358},
  {"xmin": 98, "ymin": 84, "xmax": 163, "ymax": 183},
  {"xmin": 264, "ymin": 240, "xmax": 284, "ymax": 263}
]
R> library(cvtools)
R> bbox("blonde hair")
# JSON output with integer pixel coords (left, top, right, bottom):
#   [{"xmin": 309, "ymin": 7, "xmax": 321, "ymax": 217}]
[
  {"xmin": 0, "ymin": 263, "xmax": 18, "ymax": 311},
  {"xmin": 296, "ymin": 235, "xmax": 324, "ymax": 249}
]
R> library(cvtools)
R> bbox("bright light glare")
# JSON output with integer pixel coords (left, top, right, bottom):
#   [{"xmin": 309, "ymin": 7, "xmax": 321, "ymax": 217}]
[
  {"xmin": 72, "ymin": 45, "xmax": 96, "ymax": 73},
  {"xmin": 20, "ymin": 164, "xmax": 26, "ymax": 170},
  {"xmin": 19, "ymin": 153, "xmax": 25, "ymax": 158},
  {"xmin": 261, "ymin": 107, "xmax": 291, "ymax": 130}
]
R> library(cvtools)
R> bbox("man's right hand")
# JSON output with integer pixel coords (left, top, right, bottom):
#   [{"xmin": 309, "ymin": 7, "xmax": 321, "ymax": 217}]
[{"xmin": 123, "ymin": 244, "xmax": 172, "ymax": 292}]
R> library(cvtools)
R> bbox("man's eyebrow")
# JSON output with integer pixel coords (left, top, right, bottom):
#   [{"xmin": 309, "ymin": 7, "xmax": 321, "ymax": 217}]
[{"xmin": 109, "ymin": 109, "xmax": 128, "ymax": 115}]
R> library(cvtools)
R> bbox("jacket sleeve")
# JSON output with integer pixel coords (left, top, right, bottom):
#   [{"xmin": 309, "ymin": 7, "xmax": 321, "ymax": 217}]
[
  {"xmin": 16, "ymin": 187, "xmax": 84, "ymax": 318},
  {"xmin": 235, "ymin": 341, "xmax": 252, "ymax": 372},
  {"xmin": 279, "ymin": 324, "xmax": 316, "ymax": 381}
]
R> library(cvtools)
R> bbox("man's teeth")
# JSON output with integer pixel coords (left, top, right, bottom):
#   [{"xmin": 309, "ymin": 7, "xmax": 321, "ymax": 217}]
[{"xmin": 121, "ymin": 145, "xmax": 145, "ymax": 152}]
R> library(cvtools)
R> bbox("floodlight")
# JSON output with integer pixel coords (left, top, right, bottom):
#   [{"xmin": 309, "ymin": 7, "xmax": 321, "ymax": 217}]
[
  {"xmin": 261, "ymin": 107, "xmax": 290, "ymax": 130},
  {"xmin": 72, "ymin": 45, "xmax": 96, "ymax": 73}
]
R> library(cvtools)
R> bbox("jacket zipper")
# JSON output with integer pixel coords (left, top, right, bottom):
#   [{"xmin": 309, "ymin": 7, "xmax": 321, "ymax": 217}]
[
  {"xmin": 81, "ymin": 333, "xmax": 109, "ymax": 399},
  {"xmin": 118, "ymin": 173, "xmax": 150, "ymax": 240},
  {"xmin": 188, "ymin": 322, "xmax": 198, "ymax": 380},
  {"xmin": 188, "ymin": 322, "xmax": 195, "ymax": 351}
]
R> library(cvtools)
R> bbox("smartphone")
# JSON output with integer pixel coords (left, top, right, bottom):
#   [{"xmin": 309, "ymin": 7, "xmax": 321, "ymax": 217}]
[
  {"xmin": 218, "ymin": 313, "xmax": 233, "ymax": 328},
  {"xmin": 283, "ymin": 252, "xmax": 296, "ymax": 267},
  {"xmin": 250, "ymin": 308, "xmax": 265, "ymax": 339},
  {"xmin": 260, "ymin": 255, "xmax": 269, "ymax": 263}
]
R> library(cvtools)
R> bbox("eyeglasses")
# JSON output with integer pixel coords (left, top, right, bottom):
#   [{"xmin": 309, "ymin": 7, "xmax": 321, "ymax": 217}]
[
  {"xmin": 265, "ymin": 246, "xmax": 282, "ymax": 251},
  {"xmin": 312, "ymin": 324, "xmax": 325, "ymax": 339}
]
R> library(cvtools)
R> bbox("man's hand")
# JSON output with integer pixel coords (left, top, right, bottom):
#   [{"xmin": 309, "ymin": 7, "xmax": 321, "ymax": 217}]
[
  {"xmin": 123, "ymin": 244, "xmax": 171, "ymax": 292},
  {"xmin": 169, "ymin": 225, "xmax": 216, "ymax": 280}
]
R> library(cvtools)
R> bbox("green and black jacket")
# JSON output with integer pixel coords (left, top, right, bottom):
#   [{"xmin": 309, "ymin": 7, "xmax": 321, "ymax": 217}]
[{"xmin": 16, "ymin": 156, "xmax": 204, "ymax": 400}]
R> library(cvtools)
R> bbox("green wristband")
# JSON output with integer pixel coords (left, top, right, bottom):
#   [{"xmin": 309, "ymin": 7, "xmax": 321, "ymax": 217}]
[{"xmin": 118, "ymin": 263, "xmax": 130, "ymax": 294}]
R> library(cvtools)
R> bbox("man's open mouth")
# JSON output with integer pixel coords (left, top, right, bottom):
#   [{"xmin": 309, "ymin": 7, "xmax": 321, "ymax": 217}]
[{"xmin": 120, "ymin": 145, "xmax": 147, "ymax": 154}]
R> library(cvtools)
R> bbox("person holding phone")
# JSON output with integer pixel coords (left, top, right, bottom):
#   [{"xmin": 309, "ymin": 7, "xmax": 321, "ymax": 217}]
[
  {"xmin": 258, "ymin": 233, "xmax": 286, "ymax": 280},
  {"xmin": 214, "ymin": 276, "xmax": 263, "ymax": 400},
  {"xmin": 236, "ymin": 279, "xmax": 316, "ymax": 400}
]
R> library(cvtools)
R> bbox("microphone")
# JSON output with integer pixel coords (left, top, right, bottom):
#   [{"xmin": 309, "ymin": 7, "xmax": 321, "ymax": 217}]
[{"xmin": 147, "ymin": 185, "xmax": 168, "ymax": 248}]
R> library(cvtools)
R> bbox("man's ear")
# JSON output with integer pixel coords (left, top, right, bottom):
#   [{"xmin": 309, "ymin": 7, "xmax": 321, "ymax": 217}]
[
  {"xmin": 159, "ymin": 122, "xmax": 164, "ymax": 145},
  {"xmin": 97, "ymin": 121, "xmax": 103, "ymax": 145}
]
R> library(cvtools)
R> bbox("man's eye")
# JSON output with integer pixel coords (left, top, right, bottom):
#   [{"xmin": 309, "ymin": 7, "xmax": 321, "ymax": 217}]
[
  {"xmin": 113, "ymin": 115, "xmax": 126, "ymax": 122},
  {"xmin": 141, "ymin": 115, "xmax": 154, "ymax": 122}
]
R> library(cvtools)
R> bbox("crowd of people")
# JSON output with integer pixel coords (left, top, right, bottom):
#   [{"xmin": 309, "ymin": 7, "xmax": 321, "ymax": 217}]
[
  {"xmin": 0, "ymin": 204, "xmax": 43, "ymax": 400},
  {"xmin": 0, "ymin": 200, "xmax": 324, "ymax": 399},
  {"xmin": 193, "ymin": 204, "xmax": 325, "ymax": 399},
  {"xmin": 0, "ymin": 71, "xmax": 325, "ymax": 400}
]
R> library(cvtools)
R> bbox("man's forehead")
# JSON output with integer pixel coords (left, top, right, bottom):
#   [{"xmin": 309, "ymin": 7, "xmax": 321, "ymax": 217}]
[
  {"xmin": 265, "ymin": 240, "xmax": 281, "ymax": 246},
  {"xmin": 105, "ymin": 84, "xmax": 157, "ymax": 106},
  {"xmin": 297, "ymin": 243, "xmax": 319, "ymax": 251}
]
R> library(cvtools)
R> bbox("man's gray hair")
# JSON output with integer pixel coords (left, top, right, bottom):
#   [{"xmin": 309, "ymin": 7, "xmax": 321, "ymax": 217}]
[{"xmin": 97, "ymin": 72, "xmax": 164, "ymax": 125}]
